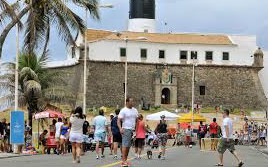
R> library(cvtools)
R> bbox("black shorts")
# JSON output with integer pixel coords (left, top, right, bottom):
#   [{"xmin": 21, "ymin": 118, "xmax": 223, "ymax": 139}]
[
  {"xmin": 135, "ymin": 138, "xmax": 145, "ymax": 148},
  {"xmin": 113, "ymin": 134, "xmax": 122, "ymax": 143},
  {"xmin": 199, "ymin": 134, "xmax": 205, "ymax": 139}
]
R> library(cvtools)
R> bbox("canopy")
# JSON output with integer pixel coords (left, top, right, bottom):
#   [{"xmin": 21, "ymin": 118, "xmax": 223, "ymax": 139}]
[
  {"xmin": 34, "ymin": 109, "xmax": 65, "ymax": 119},
  {"xmin": 177, "ymin": 113, "xmax": 206, "ymax": 123},
  {"xmin": 146, "ymin": 110, "xmax": 180, "ymax": 121}
]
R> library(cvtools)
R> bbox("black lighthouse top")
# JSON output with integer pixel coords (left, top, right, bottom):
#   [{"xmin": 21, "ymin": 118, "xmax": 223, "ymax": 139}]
[{"xmin": 129, "ymin": 0, "xmax": 155, "ymax": 19}]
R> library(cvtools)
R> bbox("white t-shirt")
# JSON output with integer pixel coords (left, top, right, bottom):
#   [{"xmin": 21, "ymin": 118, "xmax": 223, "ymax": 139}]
[
  {"xmin": 222, "ymin": 117, "xmax": 233, "ymax": 139},
  {"xmin": 93, "ymin": 115, "xmax": 108, "ymax": 134},
  {"xmin": 55, "ymin": 122, "xmax": 64, "ymax": 137},
  {"xmin": 185, "ymin": 129, "xmax": 191, "ymax": 136},
  {"xmin": 70, "ymin": 116, "xmax": 84, "ymax": 134},
  {"xmin": 118, "ymin": 107, "xmax": 138, "ymax": 130}
]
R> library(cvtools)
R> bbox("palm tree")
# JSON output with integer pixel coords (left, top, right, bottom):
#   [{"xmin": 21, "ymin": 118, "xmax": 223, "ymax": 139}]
[
  {"xmin": 0, "ymin": 0, "xmax": 100, "ymax": 58},
  {"xmin": 0, "ymin": 52, "xmax": 75, "ymax": 129}
]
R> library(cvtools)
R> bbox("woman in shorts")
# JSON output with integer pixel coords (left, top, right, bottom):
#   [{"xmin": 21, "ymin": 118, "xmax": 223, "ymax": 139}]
[
  {"xmin": 135, "ymin": 114, "xmax": 146, "ymax": 159},
  {"xmin": 60, "ymin": 118, "xmax": 69, "ymax": 155},
  {"xmin": 69, "ymin": 107, "xmax": 84, "ymax": 163}
]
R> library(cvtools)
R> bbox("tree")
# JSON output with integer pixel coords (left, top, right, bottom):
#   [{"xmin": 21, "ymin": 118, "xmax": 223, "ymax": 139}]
[
  {"xmin": 0, "ymin": 52, "xmax": 74, "ymax": 129},
  {"xmin": 0, "ymin": 0, "xmax": 100, "ymax": 58}
]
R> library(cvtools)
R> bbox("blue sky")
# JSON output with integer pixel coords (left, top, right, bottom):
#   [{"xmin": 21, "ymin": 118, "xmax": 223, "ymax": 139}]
[{"xmin": 2, "ymin": 0, "xmax": 268, "ymax": 62}]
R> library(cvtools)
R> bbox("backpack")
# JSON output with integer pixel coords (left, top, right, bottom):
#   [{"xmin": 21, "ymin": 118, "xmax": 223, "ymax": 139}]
[{"xmin": 111, "ymin": 116, "xmax": 120, "ymax": 135}]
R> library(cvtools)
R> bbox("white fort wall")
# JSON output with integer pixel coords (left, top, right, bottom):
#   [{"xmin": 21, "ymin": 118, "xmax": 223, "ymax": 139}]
[{"xmin": 86, "ymin": 35, "xmax": 256, "ymax": 66}]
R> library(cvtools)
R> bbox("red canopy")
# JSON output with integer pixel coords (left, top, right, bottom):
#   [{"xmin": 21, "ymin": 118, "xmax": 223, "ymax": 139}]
[{"xmin": 34, "ymin": 109, "xmax": 65, "ymax": 119}]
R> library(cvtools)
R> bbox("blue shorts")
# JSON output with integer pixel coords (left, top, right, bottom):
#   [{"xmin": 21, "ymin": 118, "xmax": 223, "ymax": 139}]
[
  {"xmin": 94, "ymin": 132, "xmax": 106, "ymax": 142},
  {"xmin": 122, "ymin": 129, "xmax": 133, "ymax": 148}
]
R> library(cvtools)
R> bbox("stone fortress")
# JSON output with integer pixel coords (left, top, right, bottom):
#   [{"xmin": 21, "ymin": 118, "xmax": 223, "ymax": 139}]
[{"xmin": 49, "ymin": 0, "xmax": 268, "ymax": 109}]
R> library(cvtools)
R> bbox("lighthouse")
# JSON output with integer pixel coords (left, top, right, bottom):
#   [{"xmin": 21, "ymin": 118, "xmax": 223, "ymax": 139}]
[{"xmin": 128, "ymin": 0, "xmax": 156, "ymax": 33}]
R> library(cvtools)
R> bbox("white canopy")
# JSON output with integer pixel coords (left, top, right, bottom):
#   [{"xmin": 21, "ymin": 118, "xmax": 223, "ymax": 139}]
[{"xmin": 146, "ymin": 110, "xmax": 180, "ymax": 121}]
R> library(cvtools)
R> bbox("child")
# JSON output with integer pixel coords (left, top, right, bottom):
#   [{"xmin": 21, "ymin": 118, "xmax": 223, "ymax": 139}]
[
  {"xmin": 185, "ymin": 126, "xmax": 191, "ymax": 148},
  {"xmin": 39, "ymin": 130, "xmax": 48, "ymax": 154}
]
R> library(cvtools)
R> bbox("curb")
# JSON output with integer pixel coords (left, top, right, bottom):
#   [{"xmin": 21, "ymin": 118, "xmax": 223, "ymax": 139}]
[{"xmin": 0, "ymin": 154, "xmax": 32, "ymax": 159}]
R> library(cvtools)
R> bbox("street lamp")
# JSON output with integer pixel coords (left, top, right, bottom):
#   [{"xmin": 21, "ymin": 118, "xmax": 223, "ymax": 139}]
[
  {"xmin": 83, "ymin": 4, "xmax": 114, "ymax": 114},
  {"xmin": 191, "ymin": 53, "xmax": 197, "ymax": 127},
  {"xmin": 123, "ymin": 36, "xmax": 148, "ymax": 106}
]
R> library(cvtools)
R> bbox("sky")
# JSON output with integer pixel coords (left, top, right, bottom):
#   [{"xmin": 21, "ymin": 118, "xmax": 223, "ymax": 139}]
[{"xmin": 2, "ymin": 0, "xmax": 268, "ymax": 62}]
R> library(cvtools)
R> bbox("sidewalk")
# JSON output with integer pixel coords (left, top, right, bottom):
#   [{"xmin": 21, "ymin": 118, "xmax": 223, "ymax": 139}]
[{"xmin": 0, "ymin": 153, "xmax": 32, "ymax": 159}]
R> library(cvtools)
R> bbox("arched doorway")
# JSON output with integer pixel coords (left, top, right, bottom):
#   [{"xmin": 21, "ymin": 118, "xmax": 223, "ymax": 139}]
[{"xmin": 161, "ymin": 88, "xmax": 170, "ymax": 104}]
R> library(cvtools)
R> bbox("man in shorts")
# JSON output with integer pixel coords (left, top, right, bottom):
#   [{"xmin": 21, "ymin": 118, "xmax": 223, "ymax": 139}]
[
  {"xmin": 55, "ymin": 118, "xmax": 63, "ymax": 154},
  {"xmin": 93, "ymin": 109, "xmax": 108, "ymax": 159},
  {"xmin": 216, "ymin": 109, "xmax": 244, "ymax": 167},
  {"xmin": 118, "ymin": 97, "xmax": 138, "ymax": 166}
]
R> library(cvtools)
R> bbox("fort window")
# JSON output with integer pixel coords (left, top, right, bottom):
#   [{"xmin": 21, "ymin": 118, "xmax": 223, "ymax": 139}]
[
  {"xmin": 180, "ymin": 50, "xmax": 187, "ymax": 59},
  {"xmin": 159, "ymin": 50, "xmax": 165, "ymax": 59},
  {"xmin": 191, "ymin": 51, "xmax": 198, "ymax": 59},
  {"xmin": 222, "ymin": 52, "xmax": 229, "ymax": 60},
  {"xmin": 205, "ymin": 51, "xmax": 213, "ymax": 60},
  {"xmin": 120, "ymin": 48, "xmax": 126, "ymax": 57},
  {"xmin": 199, "ymin": 86, "xmax": 206, "ymax": 95},
  {"xmin": 141, "ymin": 49, "xmax": 147, "ymax": 59}
]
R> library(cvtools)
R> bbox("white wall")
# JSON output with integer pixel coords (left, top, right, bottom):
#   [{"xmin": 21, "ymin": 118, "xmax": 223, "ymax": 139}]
[
  {"xmin": 128, "ymin": 19, "xmax": 156, "ymax": 33},
  {"xmin": 87, "ymin": 35, "xmax": 257, "ymax": 66}
]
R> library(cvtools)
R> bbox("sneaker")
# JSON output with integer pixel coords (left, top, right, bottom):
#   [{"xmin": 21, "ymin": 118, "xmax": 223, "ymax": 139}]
[
  {"xmin": 101, "ymin": 155, "xmax": 105, "ymax": 159},
  {"xmin": 76, "ymin": 156, "xmax": 80, "ymax": 163},
  {"xmin": 158, "ymin": 152, "xmax": 162, "ymax": 159},
  {"xmin": 161, "ymin": 156, "xmax": 165, "ymax": 160},
  {"xmin": 113, "ymin": 155, "xmax": 118, "ymax": 159},
  {"xmin": 96, "ymin": 155, "xmax": 99, "ymax": 159}
]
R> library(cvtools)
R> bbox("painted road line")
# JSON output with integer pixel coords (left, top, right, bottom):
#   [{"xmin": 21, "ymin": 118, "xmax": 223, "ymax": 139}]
[{"xmin": 100, "ymin": 147, "xmax": 176, "ymax": 167}]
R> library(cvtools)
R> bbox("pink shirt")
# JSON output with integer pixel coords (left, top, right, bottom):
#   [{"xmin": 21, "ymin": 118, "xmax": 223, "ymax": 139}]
[{"xmin": 136, "ymin": 121, "xmax": 146, "ymax": 139}]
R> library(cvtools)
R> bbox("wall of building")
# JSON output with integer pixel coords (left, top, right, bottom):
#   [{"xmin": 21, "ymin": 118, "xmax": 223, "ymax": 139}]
[
  {"xmin": 87, "ymin": 35, "xmax": 256, "ymax": 66},
  {"xmin": 54, "ymin": 61, "xmax": 267, "ymax": 109}
]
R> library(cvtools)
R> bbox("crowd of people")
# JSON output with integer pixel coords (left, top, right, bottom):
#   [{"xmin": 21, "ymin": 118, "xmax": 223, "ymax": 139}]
[
  {"xmin": 34, "ymin": 97, "xmax": 169, "ymax": 166},
  {"xmin": 1, "ymin": 99, "xmax": 268, "ymax": 167}
]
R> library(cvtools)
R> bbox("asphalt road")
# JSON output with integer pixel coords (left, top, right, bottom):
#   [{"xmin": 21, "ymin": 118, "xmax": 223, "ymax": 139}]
[{"xmin": 0, "ymin": 145, "xmax": 267, "ymax": 167}]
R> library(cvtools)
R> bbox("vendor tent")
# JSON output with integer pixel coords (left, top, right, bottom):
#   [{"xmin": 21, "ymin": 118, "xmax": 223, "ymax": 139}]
[
  {"xmin": 146, "ymin": 110, "xmax": 180, "ymax": 121},
  {"xmin": 177, "ymin": 113, "xmax": 206, "ymax": 123},
  {"xmin": 34, "ymin": 109, "xmax": 65, "ymax": 119}
]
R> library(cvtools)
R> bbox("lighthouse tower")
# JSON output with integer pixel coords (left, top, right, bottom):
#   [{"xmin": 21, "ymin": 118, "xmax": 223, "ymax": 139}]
[{"xmin": 128, "ymin": 0, "xmax": 156, "ymax": 33}]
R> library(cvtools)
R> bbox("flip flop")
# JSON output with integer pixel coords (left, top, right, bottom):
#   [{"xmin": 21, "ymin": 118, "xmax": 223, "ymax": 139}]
[
  {"xmin": 214, "ymin": 164, "xmax": 223, "ymax": 166},
  {"xmin": 238, "ymin": 161, "xmax": 244, "ymax": 167}
]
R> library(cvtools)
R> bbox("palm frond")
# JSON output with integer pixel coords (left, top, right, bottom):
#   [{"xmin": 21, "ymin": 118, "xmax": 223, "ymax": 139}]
[
  {"xmin": 23, "ymin": 5, "xmax": 48, "ymax": 54},
  {"xmin": 51, "ymin": 8, "xmax": 76, "ymax": 46},
  {"xmin": 72, "ymin": 0, "xmax": 100, "ymax": 20},
  {"xmin": 52, "ymin": 0, "xmax": 86, "ymax": 35},
  {"xmin": 0, "ymin": 1, "xmax": 23, "ymax": 28}
]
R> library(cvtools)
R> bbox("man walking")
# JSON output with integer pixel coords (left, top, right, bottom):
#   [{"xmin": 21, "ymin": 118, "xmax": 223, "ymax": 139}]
[
  {"xmin": 216, "ymin": 109, "xmax": 243, "ymax": 167},
  {"xmin": 93, "ymin": 109, "xmax": 108, "ymax": 159},
  {"xmin": 118, "ymin": 97, "xmax": 138, "ymax": 166}
]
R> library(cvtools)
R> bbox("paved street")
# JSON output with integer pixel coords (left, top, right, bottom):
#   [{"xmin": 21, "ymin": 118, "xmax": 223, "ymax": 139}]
[{"xmin": 0, "ymin": 146, "xmax": 267, "ymax": 167}]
